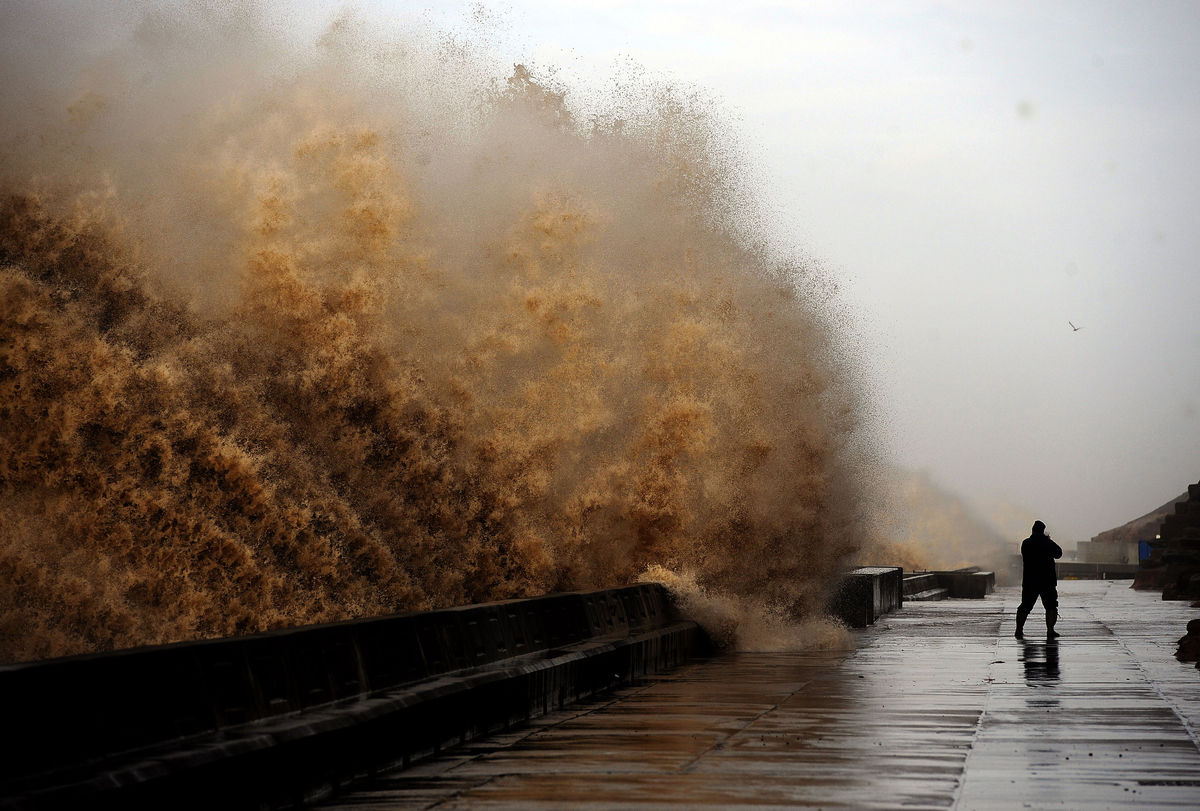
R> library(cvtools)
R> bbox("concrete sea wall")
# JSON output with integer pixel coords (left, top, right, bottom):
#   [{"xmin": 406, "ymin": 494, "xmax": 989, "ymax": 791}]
[
  {"xmin": 2, "ymin": 567, "xmax": 915, "ymax": 809},
  {"xmin": 1, "ymin": 584, "xmax": 704, "ymax": 810}
]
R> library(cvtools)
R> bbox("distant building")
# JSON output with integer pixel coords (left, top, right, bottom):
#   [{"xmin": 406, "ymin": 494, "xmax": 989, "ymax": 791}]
[
  {"xmin": 1077, "ymin": 493, "xmax": 1188, "ymax": 566},
  {"xmin": 1075, "ymin": 536, "xmax": 1142, "ymax": 565}
]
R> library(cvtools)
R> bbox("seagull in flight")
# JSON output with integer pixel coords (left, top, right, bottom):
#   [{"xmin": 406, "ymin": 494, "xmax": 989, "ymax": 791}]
[{"xmin": 1069, "ymin": 321, "xmax": 1082, "ymax": 332}]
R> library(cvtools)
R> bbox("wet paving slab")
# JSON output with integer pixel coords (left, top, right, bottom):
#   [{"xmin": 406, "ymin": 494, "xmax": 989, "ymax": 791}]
[{"xmin": 321, "ymin": 581, "xmax": 1200, "ymax": 809}]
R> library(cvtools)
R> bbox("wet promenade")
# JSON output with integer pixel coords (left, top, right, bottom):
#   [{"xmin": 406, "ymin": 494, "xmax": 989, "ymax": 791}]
[{"xmin": 322, "ymin": 581, "xmax": 1200, "ymax": 809}]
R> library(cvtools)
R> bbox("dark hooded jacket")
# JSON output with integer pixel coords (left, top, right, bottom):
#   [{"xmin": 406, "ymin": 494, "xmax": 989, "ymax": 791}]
[{"xmin": 1021, "ymin": 523, "xmax": 1063, "ymax": 588}]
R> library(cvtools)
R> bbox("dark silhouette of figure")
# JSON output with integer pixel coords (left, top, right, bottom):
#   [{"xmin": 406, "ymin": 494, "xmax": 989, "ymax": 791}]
[{"xmin": 1015, "ymin": 520, "xmax": 1063, "ymax": 639}]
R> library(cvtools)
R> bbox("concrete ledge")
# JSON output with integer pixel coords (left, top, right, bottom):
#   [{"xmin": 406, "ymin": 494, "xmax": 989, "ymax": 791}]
[
  {"xmin": 0, "ymin": 584, "xmax": 706, "ymax": 810},
  {"xmin": 907, "ymin": 587, "xmax": 949, "ymax": 602},
  {"xmin": 902, "ymin": 573, "xmax": 937, "ymax": 596},
  {"xmin": 829, "ymin": 567, "xmax": 904, "ymax": 628},
  {"xmin": 1133, "ymin": 566, "xmax": 1170, "ymax": 590},
  {"xmin": 908, "ymin": 568, "xmax": 996, "ymax": 599},
  {"xmin": 937, "ymin": 569, "xmax": 995, "ymax": 598}
]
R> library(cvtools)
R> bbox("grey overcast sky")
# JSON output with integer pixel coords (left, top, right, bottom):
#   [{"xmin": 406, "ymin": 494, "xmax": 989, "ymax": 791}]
[{"xmin": 350, "ymin": 0, "xmax": 1199, "ymax": 543}]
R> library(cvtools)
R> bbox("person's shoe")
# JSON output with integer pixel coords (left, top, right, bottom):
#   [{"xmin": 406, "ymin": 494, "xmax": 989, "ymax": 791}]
[
  {"xmin": 1014, "ymin": 629, "xmax": 1024, "ymax": 639},
  {"xmin": 1047, "ymin": 629, "xmax": 1060, "ymax": 639}
]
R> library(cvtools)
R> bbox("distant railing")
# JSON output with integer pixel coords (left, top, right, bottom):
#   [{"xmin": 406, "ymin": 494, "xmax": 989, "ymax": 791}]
[{"xmin": 1056, "ymin": 561, "xmax": 1139, "ymax": 580}]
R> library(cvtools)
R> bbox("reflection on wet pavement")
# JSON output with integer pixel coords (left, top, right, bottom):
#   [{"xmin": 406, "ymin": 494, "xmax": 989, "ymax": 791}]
[
  {"xmin": 1020, "ymin": 640, "xmax": 1060, "ymax": 684},
  {"xmin": 323, "ymin": 581, "xmax": 1200, "ymax": 809}
]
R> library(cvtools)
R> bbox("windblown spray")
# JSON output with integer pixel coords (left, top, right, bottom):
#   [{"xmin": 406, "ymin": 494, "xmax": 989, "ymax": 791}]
[{"xmin": 0, "ymin": 2, "xmax": 877, "ymax": 662}]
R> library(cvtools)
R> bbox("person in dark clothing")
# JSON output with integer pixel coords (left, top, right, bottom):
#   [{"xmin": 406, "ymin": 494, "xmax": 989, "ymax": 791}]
[{"xmin": 1015, "ymin": 520, "xmax": 1063, "ymax": 639}]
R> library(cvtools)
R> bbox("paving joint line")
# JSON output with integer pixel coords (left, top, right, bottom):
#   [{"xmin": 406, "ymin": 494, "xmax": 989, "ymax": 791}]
[
  {"xmin": 1084, "ymin": 587, "xmax": 1200, "ymax": 753},
  {"xmin": 422, "ymin": 683, "xmax": 660, "ymax": 809},
  {"xmin": 674, "ymin": 653, "xmax": 846, "ymax": 775},
  {"xmin": 949, "ymin": 608, "xmax": 1003, "ymax": 811}
]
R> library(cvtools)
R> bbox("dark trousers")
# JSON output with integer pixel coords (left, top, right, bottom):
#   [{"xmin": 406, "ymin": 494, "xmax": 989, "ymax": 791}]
[{"xmin": 1016, "ymin": 584, "xmax": 1058, "ymax": 630}]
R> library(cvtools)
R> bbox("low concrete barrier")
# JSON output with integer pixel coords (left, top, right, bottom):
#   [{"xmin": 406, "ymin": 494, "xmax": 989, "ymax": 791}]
[
  {"xmin": 904, "ymin": 568, "xmax": 996, "ymax": 599},
  {"xmin": 0, "ymin": 584, "xmax": 706, "ymax": 810},
  {"xmin": 903, "ymin": 572, "xmax": 952, "ymax": 601},
  {"xmin": 829, "ymin": 567, "xmax": 904, "ymax": 628},
  {"xmin": 936, "ymin": 568, "xmax": 995, "ymax": 598},
  {"xmin": 902, "ymin": 572, "xmax": 937, "ymax": 596}
]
